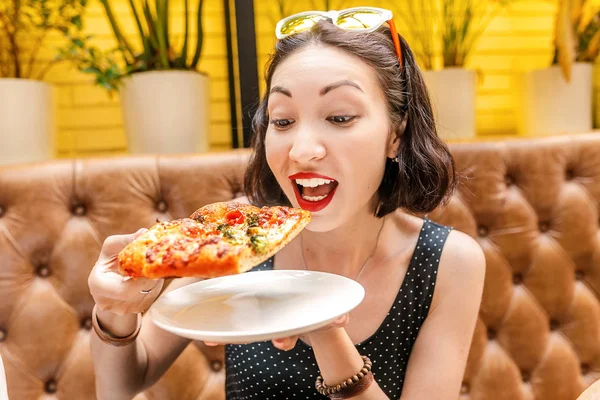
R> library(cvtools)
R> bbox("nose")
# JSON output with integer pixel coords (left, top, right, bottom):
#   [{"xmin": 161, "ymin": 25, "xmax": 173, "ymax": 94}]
[{"xmin": 288, "ymin": 123, "xmax": 326, "ymax": 163}]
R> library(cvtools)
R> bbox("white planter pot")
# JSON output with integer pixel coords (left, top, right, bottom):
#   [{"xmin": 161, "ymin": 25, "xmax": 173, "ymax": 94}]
[
  {"xmin": 0, "ymin": 79, "xmax": 55, "ymax": 165},
  {"xmin": 515, "ymin": 63, "xmax": 592, "ymax": 136},
  {"xmin": 422, "ymin": 68, "xmax": 477, "ymax": 140},
  {"xmin": 120, "ymin": 71, "xmax": 210, "ymax": 154}
]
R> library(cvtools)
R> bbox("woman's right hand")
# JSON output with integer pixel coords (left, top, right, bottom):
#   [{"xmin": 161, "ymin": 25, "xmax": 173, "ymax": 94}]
[{"xmin": 88, "ymin": 228, "xmax": 165, "ymax": 335}]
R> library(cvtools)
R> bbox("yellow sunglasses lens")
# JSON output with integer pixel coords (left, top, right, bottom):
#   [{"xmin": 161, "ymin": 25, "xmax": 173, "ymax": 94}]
[
  {"xmin": 279, "ymin": 15, "xmax": 328, "ymax": 37},
  {"xmin": 336, "ymin": 10, "xmax": 384, "ymax": 30}
]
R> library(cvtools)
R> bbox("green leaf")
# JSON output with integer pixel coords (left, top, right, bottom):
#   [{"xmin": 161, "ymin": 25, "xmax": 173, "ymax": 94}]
[
  {"xmin": 82, "ymin": 66, "xmax": 102, "ymax": 74},
  {"xmin": 72, "ymin": 15, "xmax": 82, "ymax": 29}
]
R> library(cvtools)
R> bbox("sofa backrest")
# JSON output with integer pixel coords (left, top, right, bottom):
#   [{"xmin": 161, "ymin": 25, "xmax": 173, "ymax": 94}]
[{"xmin": 0, "ymin": 133, "xmax": 599, "ymax": 400}]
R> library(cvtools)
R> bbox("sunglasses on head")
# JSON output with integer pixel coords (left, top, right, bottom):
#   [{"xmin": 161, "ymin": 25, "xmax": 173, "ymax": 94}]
[{"xmin": 275, "ymin": 7, "xmax": 403, "ymax": 67}]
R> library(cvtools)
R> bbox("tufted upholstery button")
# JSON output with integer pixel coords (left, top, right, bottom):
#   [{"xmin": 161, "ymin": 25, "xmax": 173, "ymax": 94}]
[
  {"xmin": 37, "ymin": 264, "xmax": 51, "ymax": 278},
  {"xmin": 521, "ymin": 371, "xmax": 530, "ymax": 383},
  {"xmin": 211, "ymin": 360, "xmax": 223, "ymax": 372},
  {"xmin": 460, "ymin": 382, "xmax": 470, "ymax": 394},
  {"xmin": 576, "ymin": 270, "xmax": 585, "ymax": 280},
  {"xmin": 156, "ymin": 199, "xmax": 168, "ymax": 213},
  {"xmin": 550, "ymin": 319, "xmax": 560, "ymax": 331},
  {"xmin": 71, "ymin": 203, "xmax": 87, "ymax": 216},
  {"xmin": 478, "ymin": 226, "xmax": 489, "ymax": 237},
  {"xmin": 0, "ymin": 328, "xmax": 6, "ymax": 342},
  {"xmin": 0, "ymin": 205, "xmax": 5, "ymax": 217},
  {"xmin": 504, "ymin": 175, "xmax": 514, "ymax": 186},
  {"xmin": 539, "ymin": 221, "xmax": 550, "ymax": 233},
  {"xmin": 566, "ymin": 169, "xmax": 575, "ymax": 180},
  {"xmin": 487, "ymin": 328, "xmax": 497, "ymax": 340},
  {"xmin": 45, "ymin": 379, "xmax": 57, "ymax": 394},
  {"xmin": 581, "ymin": 363, "xmax": 591, "ymax": 374},
  {"xmin": 513, "ymin": 273, "xmax": 523, "ymax": 285},
  {"xmin": 81, "ymin": 317, "xmax": 93, "ymax": 330}
]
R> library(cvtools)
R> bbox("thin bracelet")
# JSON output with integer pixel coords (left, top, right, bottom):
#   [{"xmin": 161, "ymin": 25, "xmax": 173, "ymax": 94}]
[
  {"xmin": 315, "ymin": 355, "xmax": 374, "ymax": 398},
  {"xmin": 91, "ymin": 304, "xmax": 142, "ymax": 347}
]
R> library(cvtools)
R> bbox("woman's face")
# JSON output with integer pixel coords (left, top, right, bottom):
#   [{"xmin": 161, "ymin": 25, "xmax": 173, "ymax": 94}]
[{"xmin": 265, "ymin": 44, "xmax": 397, "ymax": 232}]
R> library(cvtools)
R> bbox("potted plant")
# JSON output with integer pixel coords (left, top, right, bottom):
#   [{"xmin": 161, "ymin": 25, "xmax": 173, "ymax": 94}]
[
  {"xmin": 516, "ymin": 0, "xmax": 600, "ymax": 136},
  {"xmin": 396, "ymin": 0, "xmax": 510, "ymax": 139},
  {"xmin": 0, "ymin": 0, "xmax": 86, "ymax": 165},
  {"xmin": 63, "ymin": 0, "xmax": 209, "ymax": 154}
]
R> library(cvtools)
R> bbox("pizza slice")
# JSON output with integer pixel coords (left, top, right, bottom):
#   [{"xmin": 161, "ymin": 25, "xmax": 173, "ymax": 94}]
[{"xmin": 117, "ymin": 202, "xmax": 311, "ymax": 279}]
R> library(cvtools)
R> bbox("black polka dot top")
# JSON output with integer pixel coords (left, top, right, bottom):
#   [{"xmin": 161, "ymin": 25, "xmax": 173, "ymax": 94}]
[{"xmin": 225, "ymin": 217, "xmax": 453, "ymax": 399}]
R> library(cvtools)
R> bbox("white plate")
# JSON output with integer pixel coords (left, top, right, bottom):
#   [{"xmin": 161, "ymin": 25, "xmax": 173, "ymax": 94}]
[{"xmin": 150, "ymin": 270, "xmax": 365, "ymax": 344}]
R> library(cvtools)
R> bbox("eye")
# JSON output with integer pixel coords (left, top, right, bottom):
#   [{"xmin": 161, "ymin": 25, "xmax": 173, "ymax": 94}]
[
  {"xmin": 269, "ymin": 119, "xmax": 295, "ymax": 130},
  {"xmin": 327, "ymin": 115, "xmax": 357, "ymax": 125}
]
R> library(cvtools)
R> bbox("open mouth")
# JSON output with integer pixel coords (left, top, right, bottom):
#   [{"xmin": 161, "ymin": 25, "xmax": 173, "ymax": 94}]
[
  {"xmin": 294, "ymin": 178, "xmax": 338, "ymax": 201},
  {"xmin": 289, "ymin": 173, "xmax": 339, "ymax": 212}
]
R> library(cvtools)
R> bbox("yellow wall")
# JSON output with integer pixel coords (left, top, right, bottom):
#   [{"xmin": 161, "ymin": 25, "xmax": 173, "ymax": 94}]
[
  {"xmin": 41, "ymin": 0, "xmax": 594, "ymax": 158},
  {"xmin": 43, "ymin": 0, "xmax": 231, "ymax": 158},
  {"xmin": 253, "ymin": 0, "xmax": 580, "ymax": 136}
]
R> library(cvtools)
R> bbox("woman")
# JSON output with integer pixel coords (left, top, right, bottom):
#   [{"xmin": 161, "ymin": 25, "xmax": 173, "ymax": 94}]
[{"xmin": 88, "ymin": 8, "xmax": 485, "ymax": 400}]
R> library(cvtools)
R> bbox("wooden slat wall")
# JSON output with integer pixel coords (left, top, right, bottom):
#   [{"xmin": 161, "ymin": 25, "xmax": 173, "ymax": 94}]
[
  {"xmin": 253, "ymin": 0, "xmax": 599, "ymax": 136},
  {"xmin": 42, "ymin": 0, "xmax": 597, "ymax": 158},
  {"xmin": 43, "ymin": 0, "xmax": 231, "ymax": 158}
]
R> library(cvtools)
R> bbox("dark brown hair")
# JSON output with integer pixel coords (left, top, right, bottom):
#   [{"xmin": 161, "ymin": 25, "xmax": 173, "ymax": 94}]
[{"xmin": 244, "ymin": 19, "xmax": 457, "ymax": 217}]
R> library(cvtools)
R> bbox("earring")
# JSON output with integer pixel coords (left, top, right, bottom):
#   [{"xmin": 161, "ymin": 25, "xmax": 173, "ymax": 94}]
[{"xmin": 388, "ymin": 156, "xmax": 399, "ymax": 163}]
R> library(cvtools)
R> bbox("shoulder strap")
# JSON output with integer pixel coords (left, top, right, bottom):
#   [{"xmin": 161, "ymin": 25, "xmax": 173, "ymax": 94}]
[{"xmin": 250, "ymin": 257, "xmax": 275, "ymax": 272}]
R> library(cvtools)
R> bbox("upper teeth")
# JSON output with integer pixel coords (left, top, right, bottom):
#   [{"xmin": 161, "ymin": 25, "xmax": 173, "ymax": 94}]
[{"xmin": 295, "ymin": 178, "xmax": 334, "ymax": 187}]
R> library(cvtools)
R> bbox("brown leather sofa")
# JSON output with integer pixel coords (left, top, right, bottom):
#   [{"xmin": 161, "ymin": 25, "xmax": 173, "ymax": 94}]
[{"xmin": 1, "ymin": 132, "xmax": 599, "ymax": 400}]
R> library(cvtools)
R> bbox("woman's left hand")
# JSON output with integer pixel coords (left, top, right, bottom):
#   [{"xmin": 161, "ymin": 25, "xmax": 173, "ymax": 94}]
[{"xmin": 204, "ymin": 313, "xmax": 350, "ymax": 350}]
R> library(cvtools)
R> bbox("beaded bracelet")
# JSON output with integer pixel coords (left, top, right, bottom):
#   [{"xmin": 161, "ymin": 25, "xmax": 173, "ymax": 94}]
[
  {"xmin": 315, "ymin": 355, "xmax": 374, "ymax": 399},
  {"xmin": 91, "ymin": 305, "xmax": 142, "ymax": 347}
]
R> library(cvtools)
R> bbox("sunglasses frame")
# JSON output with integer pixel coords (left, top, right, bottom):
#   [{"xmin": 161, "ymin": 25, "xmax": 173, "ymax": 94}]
[{"xmin": 274, "ymin": 7, "xmax": 403, "ymax": 66}]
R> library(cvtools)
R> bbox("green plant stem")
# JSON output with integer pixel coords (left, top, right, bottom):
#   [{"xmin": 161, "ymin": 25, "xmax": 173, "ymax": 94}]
[
  {"xmin": 6, "ymin": 27, "xmax": 21, "ymax": 78},
  {"xmin": 0, "ymin": 28, "xmax": 7, "ymax": 77},
  {"xmin": 142, "ymin": 0, "xmax": 159, "ymax": 50},
  {"xmin": 25, "ymin": 31, "xmax": 49, "ymax": 79},
  {"xmin": 155, "ymin": 0, "xmax": 169, "ymax": 68},
  {"xmin": 460, "ymin": 1, "xmax": 501, "ymax": 65},
  {"xmin": 1, "ymin": 5, "xmax": 21, "ymax": 77},
  {"xmin": 164, "ymin": 0, "xmax": 170, "ymax": 55},
  {"xmin": 191, "ymin": 0, "xmax": 204, "ymax": 68},
  {"xmin": 178, "ymin": 0, "xmax": 189, "ymax": 67},
  {"xmin": 128, "ymin": 0, "xmax": 151, "ymax": 60},
  {"xmin": 99, "ymin": 0, "xmax": 135, "ymax": 65},
  {"xmin": 35, "ymin": 58, "xmax": 60, "ymax": 80},
  {"xmin": 578, "ymin": 12, "xmax": 600, "ymax": 60},
  {"xmin": 398, "ymin": 0, "xmax": 435, "ymax": 70}
]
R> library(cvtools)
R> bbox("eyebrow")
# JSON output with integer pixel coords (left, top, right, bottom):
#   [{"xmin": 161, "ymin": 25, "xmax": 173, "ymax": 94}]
[
  {"xmin": 270, "ymin": 86, "xmax": 292, "ymax": 97},
  {"xmin": 269, "ymin": 80, "xmax": 364, "ymax": 98},
  {"xmin": 320, "ymin": 80, "xmax": 363, "ymax": 96}
]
